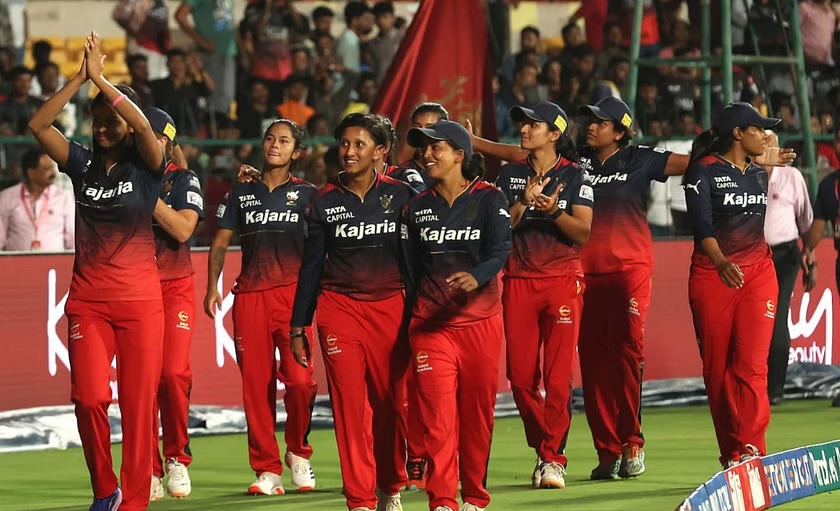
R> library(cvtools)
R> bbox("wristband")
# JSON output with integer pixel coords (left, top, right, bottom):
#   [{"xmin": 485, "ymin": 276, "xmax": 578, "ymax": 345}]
[
  {"xmin": 289, "ymin": 331, "xmax": 306, "ymax": 338},
  {"xmin": 111, "ymin": 94, "xmax": 127, "ymax": 108},
  {"xmin": 549, "ymin": 207, "xmax": 564, "ymax": 220}
]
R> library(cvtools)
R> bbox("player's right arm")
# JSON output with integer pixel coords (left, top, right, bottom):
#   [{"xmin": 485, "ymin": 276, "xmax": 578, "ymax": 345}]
[
  {"xmin": 466, "ymin": 118, "xmax": 528, "ymax": 163},
  {"xmin": 28, "ymin": 52, "xmax": 91, "ymax": 167},
  {"xmin": 205, "ymin": 228, "xmax": 233, "ymax": 319}
]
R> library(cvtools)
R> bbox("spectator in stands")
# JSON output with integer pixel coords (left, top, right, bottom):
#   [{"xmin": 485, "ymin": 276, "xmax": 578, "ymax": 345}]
[
  {"xmin": 569, "ymin": 0, "xmax": 607, "ymax": 50},
  {"xmin": 236, "ymin": 78, "xmax": 276, "ymax": 140},
  {"xmin": 342, "ymin": 71, "xmax": 377, "ymax": 117},
  {"xmin": 0, "ymin": 66, "xmax": 43, "ymax": 136},
  {"xmin": 497, "ymin": 61, "xmax": 539, "ymax": 137},
  {"xmin": 560, "ymin": 44, "xmax": 596, "ymax": 111},
  {"xmin": 0, "ymin": 2, "xmax": 12, "ymax": 52},
  {"xmin": 306, "ymin": 112, "xmax": 329, "ymax": 139},
  {"xmin": 636, "ymin": 76, "xmax": 669, "ymax": 136},
  {"xmin": 277, "ymin": 73, "xmax": 314, "ymax": 126},
  {"xmin": 773, "ymin": 97, "xmax": 798, "ymax": 134},
  {"xmin": 664, "ymin": 48, "xmax": 700, "ymax": 121},
  {"xmin": 501, "ymin": 26, "xmax": 548, "ymax": 84},
  {"xmin": 539, "ymin": 58, "xmax": 563, "ymax": 104},
  {"xmin": 36, "ymin": 62, "xmax": 76, "ymax": 137},
  {"xmin": 335, "ymin": 2, "xmax": 374, "ymax": 73},
  {"xmin": 658, "ymin": 19, "xmax": 700, "ymax": 81},
  {"xmin": 290, "ymin": 46, "xmax": 313, "ymax": 79},
  {"xmin": 763, "ymin": 131, "xmax": 813, "ymax": 406},
  {"xmin": 310, "ymin": 60, "xmax": 357, "ymax": 129},
  {"xmin": 126, "ymin": 53, "xmax": 154, "ymax": 109},
  {"xmin": 559, "ymin": 22, "xmax": 585, "ymax": 70},
  {"xmin": 369, "ymin": 1, "xmax": 404, "ymax": 83},
  {"xmin": 813, "ymin": 113, "xmax": 840, "ymax": 174},
  {"xmin": 676, "ymin": 110, "xmax": 700, "ymax": 136},
  {"xmin": 0, "ymin": 147, "xmax": 74, "ymax": 251},
  {"xmin": 28, "ymin": 40, "xmax": 65, "ymax": 98},
  {"xmin": 176, "ymin": 0, "xmax": 236, "ymax": 115},
  {"xmin": 595, "ymin": 22, "xmax": 628, "ymax": 78},
  {"xmin": 593, "ymin": 55, "xmax": 630, "ymax": 102},
  {"xmin": 310, "ymin": 4, "xmax": 335, "ymax": 39},
  {"xmin": 313, "ymin": 31, "xmax": 335, "ymax": 59},
  {"xmin": 150, "ymin": 49, "xmax": 214, "ymax": 136},
  {"xmin": 243, "ymin": 0, "xmax": 308, "ymax": 105},
  {"xmin": 112, "ymin": 0, "xmax": 172, "ymax": 80},
  {"xmin": 799, "ymin": 0, "xmax": 837, "ymax": 66}
]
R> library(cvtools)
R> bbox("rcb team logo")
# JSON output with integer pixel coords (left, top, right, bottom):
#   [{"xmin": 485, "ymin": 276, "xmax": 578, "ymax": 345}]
[
  {"xmin": 380, "ymin": 194, "xmax": 393, "ymax": 213},
  {"xmin": 286, "ymin": 190, "xmax": 300, "ymax": 206}
]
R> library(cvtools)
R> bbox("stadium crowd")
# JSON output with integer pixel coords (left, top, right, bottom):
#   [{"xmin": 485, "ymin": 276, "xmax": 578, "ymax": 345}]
[{"xmin": 0, "ymin": 0, "xmax": 839, "ymax": 248}]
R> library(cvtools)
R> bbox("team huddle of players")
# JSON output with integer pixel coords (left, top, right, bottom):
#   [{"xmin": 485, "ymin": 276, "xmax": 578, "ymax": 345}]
[{"xmin": 30, "ymin": 32, "xmax": 792, "ymax": 511}]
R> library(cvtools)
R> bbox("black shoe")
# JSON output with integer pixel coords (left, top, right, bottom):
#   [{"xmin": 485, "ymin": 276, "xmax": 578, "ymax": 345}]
[
  {"xmin": 769, "ymin": 395, "xmax": 784, "ymax": 406},
  {"xmin": 590, "ymin": 459, "xmax": 620, "ymax": 480},
  {"xmin": 832, "ymin": 395, "xmax": 840, "ymax": 408}
]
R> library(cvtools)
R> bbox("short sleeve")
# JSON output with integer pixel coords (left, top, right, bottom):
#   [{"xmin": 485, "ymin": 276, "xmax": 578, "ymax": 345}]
[
  {"xmin": 61, "ymin": 141, "xmax": 93, "ymax": 182},
  {"xmin": 635, "ymin": 145, "xmax": 672, "ymax": 183},
  {"xmin": 215, "ymin": 187, "xmax": 240, "ymax": 231},
  {"xmin": 683, "ymin": 163, "xmax": 714, "ymax": 240},
  {"xmin": 814, "ymin": 174, "xmax": 839, "ymax": 222},
  {"xmin": 571, "ymin": 172, "xmax": 595, "ymax": 208},
  {"xmin": 171, "ymin": 171, "xmax": 205, "ymax": 220}
]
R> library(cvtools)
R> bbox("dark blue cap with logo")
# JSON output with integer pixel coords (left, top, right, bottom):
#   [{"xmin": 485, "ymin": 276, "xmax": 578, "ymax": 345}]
[
  {"xmin": 406, "ymin": 120, "xmax": 473, "ymax": 159},
  {"xmin": 579, "ymin": 97, "xmax": 634, "ymax": 130},
  {"xmin": 713, "ymin": 102, "xmax": 780, "ymax": 134},
  {"xmin": 510, "ymin": 101, "xmax": 569, "ymax": 133},
  {"xmin": 144, "ymin": 107, "xmax": 178, "ymax": 145}
]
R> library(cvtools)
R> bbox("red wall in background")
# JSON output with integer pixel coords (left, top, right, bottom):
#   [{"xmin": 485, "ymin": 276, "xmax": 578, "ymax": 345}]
[{"xmin": 0, "ymin": 242, "xmax": 837, "ymax": 412}]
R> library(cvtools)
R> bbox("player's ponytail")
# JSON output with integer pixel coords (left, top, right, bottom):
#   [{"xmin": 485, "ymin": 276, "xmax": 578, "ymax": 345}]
[
  {"xmin": 684, "ymin": 127, "xmax": 739, "ymax": 185},
  {"xmin": 555, "ymin": 133, "xmax": 580, "ymax": 164},
  {"xmin": 462, "ymin": 153, "xmax": 486, "ymax": 181}
]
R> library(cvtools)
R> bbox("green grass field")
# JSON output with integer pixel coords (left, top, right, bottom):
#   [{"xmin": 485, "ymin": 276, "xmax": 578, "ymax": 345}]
[{"xmin": 0, "ymin": 400, "xmax": 837, "ymax": 511}]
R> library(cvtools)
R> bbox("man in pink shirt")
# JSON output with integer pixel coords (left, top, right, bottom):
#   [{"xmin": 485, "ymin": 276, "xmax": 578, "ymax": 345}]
[
  {"xmin": 798, "ymin": 0, "xmax": 837, "ymax": 66},
  {"xmin": 0, "ymin": 148, "xmax": 74, "ymax": 251},
  {"xmin": 763, "ymin": 132, "xmax": 813, "ymax": 406}
]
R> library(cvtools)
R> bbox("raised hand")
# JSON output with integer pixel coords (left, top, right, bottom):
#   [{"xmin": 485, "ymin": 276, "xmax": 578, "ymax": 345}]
[
  {"xmin": 85, "ymin": 31, "xmax": 106, "ymax": 80},
  {"xmin": 533, "ymin": 183, "xmax": 562, "ymax": 214},
  {"xmin": 755, "ymin": 145, "xmax": 796, "ymax": 167},
  {"xmin": 522, "ymin": 174, "xmax": 548, "ymax": 205},
  {"xmin": 237, "ymin": 164, "xmax": 261, "ymax": 183}
]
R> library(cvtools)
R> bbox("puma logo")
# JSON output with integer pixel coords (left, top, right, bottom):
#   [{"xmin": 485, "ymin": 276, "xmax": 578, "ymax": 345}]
[{"xmin": 684, "ymin": 179, "xmax": 701, "ymax": 194}]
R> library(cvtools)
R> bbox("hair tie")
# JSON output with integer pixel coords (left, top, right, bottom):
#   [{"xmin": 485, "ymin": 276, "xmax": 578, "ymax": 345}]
[{"xmin": 111, "ymin": 94, "xmax": 127, "ymax": 108}]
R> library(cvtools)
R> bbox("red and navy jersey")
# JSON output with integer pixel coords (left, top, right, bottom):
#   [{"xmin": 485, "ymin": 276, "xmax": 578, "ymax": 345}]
[
  {"xmin": 398, "ymin": 158, "xmax": 435, "ymax": 189},
  {"xmin": 61, "ymin": 140, "xmax": 164, "ymax": 302},
  {"xmin": 216, "ymin": 176, "xmax": 316, "ymax": 293},
  {"xmin": 291, "ymin": 173, "xmax": 413, "ymax": 326},
  {"xmin": 384, "ymin": 162, "xmax": 427, "ymax": 193},
  {"xmin": 813, "ymin": 171, "xmax": 840, "ymax": 251},
  {"xmin": 684, "ymin": 154, "xmax": 772, "ymax": 268},
  {"xmin": 154, "ymin": 163, "xmax": 205, "ymax": 281},
  {"xmin": 495, "ymin": 156, "xmax": 594, "ymax": 278},
  {"xmin": 577, "ymin": 145, "xmax": 671, "ymax": 273},
  {"xmin": 403, "ymin": 179, "xmax": 512, "ymax": 325}
]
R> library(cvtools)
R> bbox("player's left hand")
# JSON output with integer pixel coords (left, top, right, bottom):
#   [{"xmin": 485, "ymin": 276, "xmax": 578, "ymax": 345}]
[
  {"xmin": 446, "ymin": 272, "xmax": 479, "ymax": 292},
  {"xmin": 290, "ymin": 330, "xmax": 311, "ymax": 368},
  {"xmin": 237, "ymin": 164, "xmax": 260, "ymax": 183},
  {"xmin": 755, "ymin": 145, "xmax": 796, "ymax": 166}
]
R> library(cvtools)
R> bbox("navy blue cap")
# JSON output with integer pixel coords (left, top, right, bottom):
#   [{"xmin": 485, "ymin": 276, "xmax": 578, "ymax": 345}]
[
  {"xmin": 579, "ymin": 97, "xmax": 634, "ymax": 130},
  {"xmin": 406, "ymin": 120, "xmax": 473, "ymax": 159},
  {"xmin": 144, "ymin": 107, "xmax": 177, "ymax": 144},
  {"xmin": 714, "ymin": 102, "xmax": 780, "ymax": 134},
  {"xmin": 510, "ymin": 101, "xmax": 569, "ymax": 133}
]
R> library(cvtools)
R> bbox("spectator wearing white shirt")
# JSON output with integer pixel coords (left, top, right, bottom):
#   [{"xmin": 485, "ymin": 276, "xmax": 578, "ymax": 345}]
[
  {"xmin": 0, "ymin": 147, "xmax": 74, "ymax": 251},
  {"xmin": 763, "ymin": 132, "xmax": 813, "ymax": 405},
  {"xmin": 335, "ymin": 2, "xmax": 373, "ymax": 73}
]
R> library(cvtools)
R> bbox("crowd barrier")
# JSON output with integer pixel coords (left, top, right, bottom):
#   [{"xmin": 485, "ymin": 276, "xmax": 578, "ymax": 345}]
[
  {"xmin": 676, "ymin": 439, "xmax": 840, "ymax": 510},
  {"xmin": 0, "ymin": 241, "xmax": 837, "ymax": 413}
]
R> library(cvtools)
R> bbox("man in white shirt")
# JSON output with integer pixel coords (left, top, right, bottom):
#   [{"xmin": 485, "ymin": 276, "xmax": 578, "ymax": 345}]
[
  {"xmin": 0, "ymin": 147, "xmax": 74, "ymax": 251},
  {"xmin": 335, "ymin": 1, "xmax": 374, "ymax": 73}
]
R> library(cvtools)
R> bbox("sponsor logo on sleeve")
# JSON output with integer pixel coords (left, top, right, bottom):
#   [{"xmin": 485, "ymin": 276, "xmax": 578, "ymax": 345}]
[
  {"xmin": 216, "ymin": 204, "xmax": 226, "ymax": 218},
  {"xmin": 684, "ymin": 180, "xmax": 702, "ymax": 195},
  {"xmin": 187, "ymin": 191, "xmax": 204, "ymax": 209},
  {"xmin": 579, "ymin": 185, "xmax": 594, "ymax": 201},
  {"xmin": 189, "ymin": 176, "xmax": 201, "ymax": 189},
  {"xmin": 499, "ymin": 208, "xmax": 510, "ymax": 218}
]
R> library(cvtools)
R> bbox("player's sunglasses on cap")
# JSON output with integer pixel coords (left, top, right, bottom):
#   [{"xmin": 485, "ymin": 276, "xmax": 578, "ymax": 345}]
[
  {"xmin": 406, "ymin": 120, "xmax": 474, "ymax": 160},
  {"xmin": 579, "ymin": 96, "xmax": 634, "ymax": 130},
  {"xmin": 713, "ymin": 102, "xmax": 781, "ymax": 134},
  {"xmin": 510, "ymin": 101, "xmax": 569, "ymax": 134},
  {"xmin": 144, "ymin": 107, "xmax": 178, "ymax": 145}
]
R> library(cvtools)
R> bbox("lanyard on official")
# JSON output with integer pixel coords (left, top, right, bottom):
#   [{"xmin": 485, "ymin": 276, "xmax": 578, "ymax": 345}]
[{"xmin": 20, "ymin": 185, "xmax": 49, "ymax": 249}]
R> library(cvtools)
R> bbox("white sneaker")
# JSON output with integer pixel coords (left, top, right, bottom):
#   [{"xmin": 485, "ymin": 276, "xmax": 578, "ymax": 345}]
[
  {"xmin": 165, "ymin": 459, "xmax": 191, "ymax": 498},
  {"xmin": 531, "ymin": 458, "xmax": 543, "ymax": 488},
  {"xmin": 539, "ymin": 461, "xmax": 567, "ymax": 489},
  {"xmin": 248, "ymin": 471, "xmax": 285, "ymax": 495},
  {"xmin": 376, "ymin": 489, "xmax": 403, "ymax": 511},
  {"xmin": 462, "ymin": 503, "xmax": 486, "ymax": 511},
  {"xmin": 285, "ymin": 451, "xmax": 316, "ymax": 491},
  {"xmin": 150, "ymin": 475, "xmax": 165, "ymax": 501}
]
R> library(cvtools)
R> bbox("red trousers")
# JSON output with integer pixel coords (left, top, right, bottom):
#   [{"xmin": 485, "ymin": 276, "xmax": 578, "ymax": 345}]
[
  {"xmin": 316, "ymin": 290, "xmax": 409, "ymax": 510},
  {"xmin": 688, "ymin": 258, "xmax": 777, "ymax": 464},
  {"xmin": 579, "ymin": 268, "xmax": 650, "ymax": 462},
  {"xmin": 152, "ymin": 277, "xmax": 194, "ymax": 477},
  {"xmin": 395, "ymin": 363, "xmax": 426, "ymax": 460},
  {"xmin": 411, "ymin": 314, "xmax": 503, "ymax": 511},
  {"xmin": 232, "ymin": 284, "xmax": 318, "ymax": 475},
  {"xmin": 66, "ymin": 298, "xmax": 164, "ymax": 511},
  {"xmin": 503, "ymin": 275, "xmax": 583, "ymax": 465}
]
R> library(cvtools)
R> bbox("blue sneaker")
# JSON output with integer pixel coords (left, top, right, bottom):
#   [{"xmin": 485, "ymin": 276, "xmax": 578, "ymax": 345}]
[{"xmin": 89, "ymin": 488, "xmax": 122, "ymax": 511}]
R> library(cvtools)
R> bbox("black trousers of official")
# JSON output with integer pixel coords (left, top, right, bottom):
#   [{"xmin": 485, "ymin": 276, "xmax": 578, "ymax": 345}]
[{"xmin": 768, "ymin": 241, "xmax": 801, "ymax": 401}]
